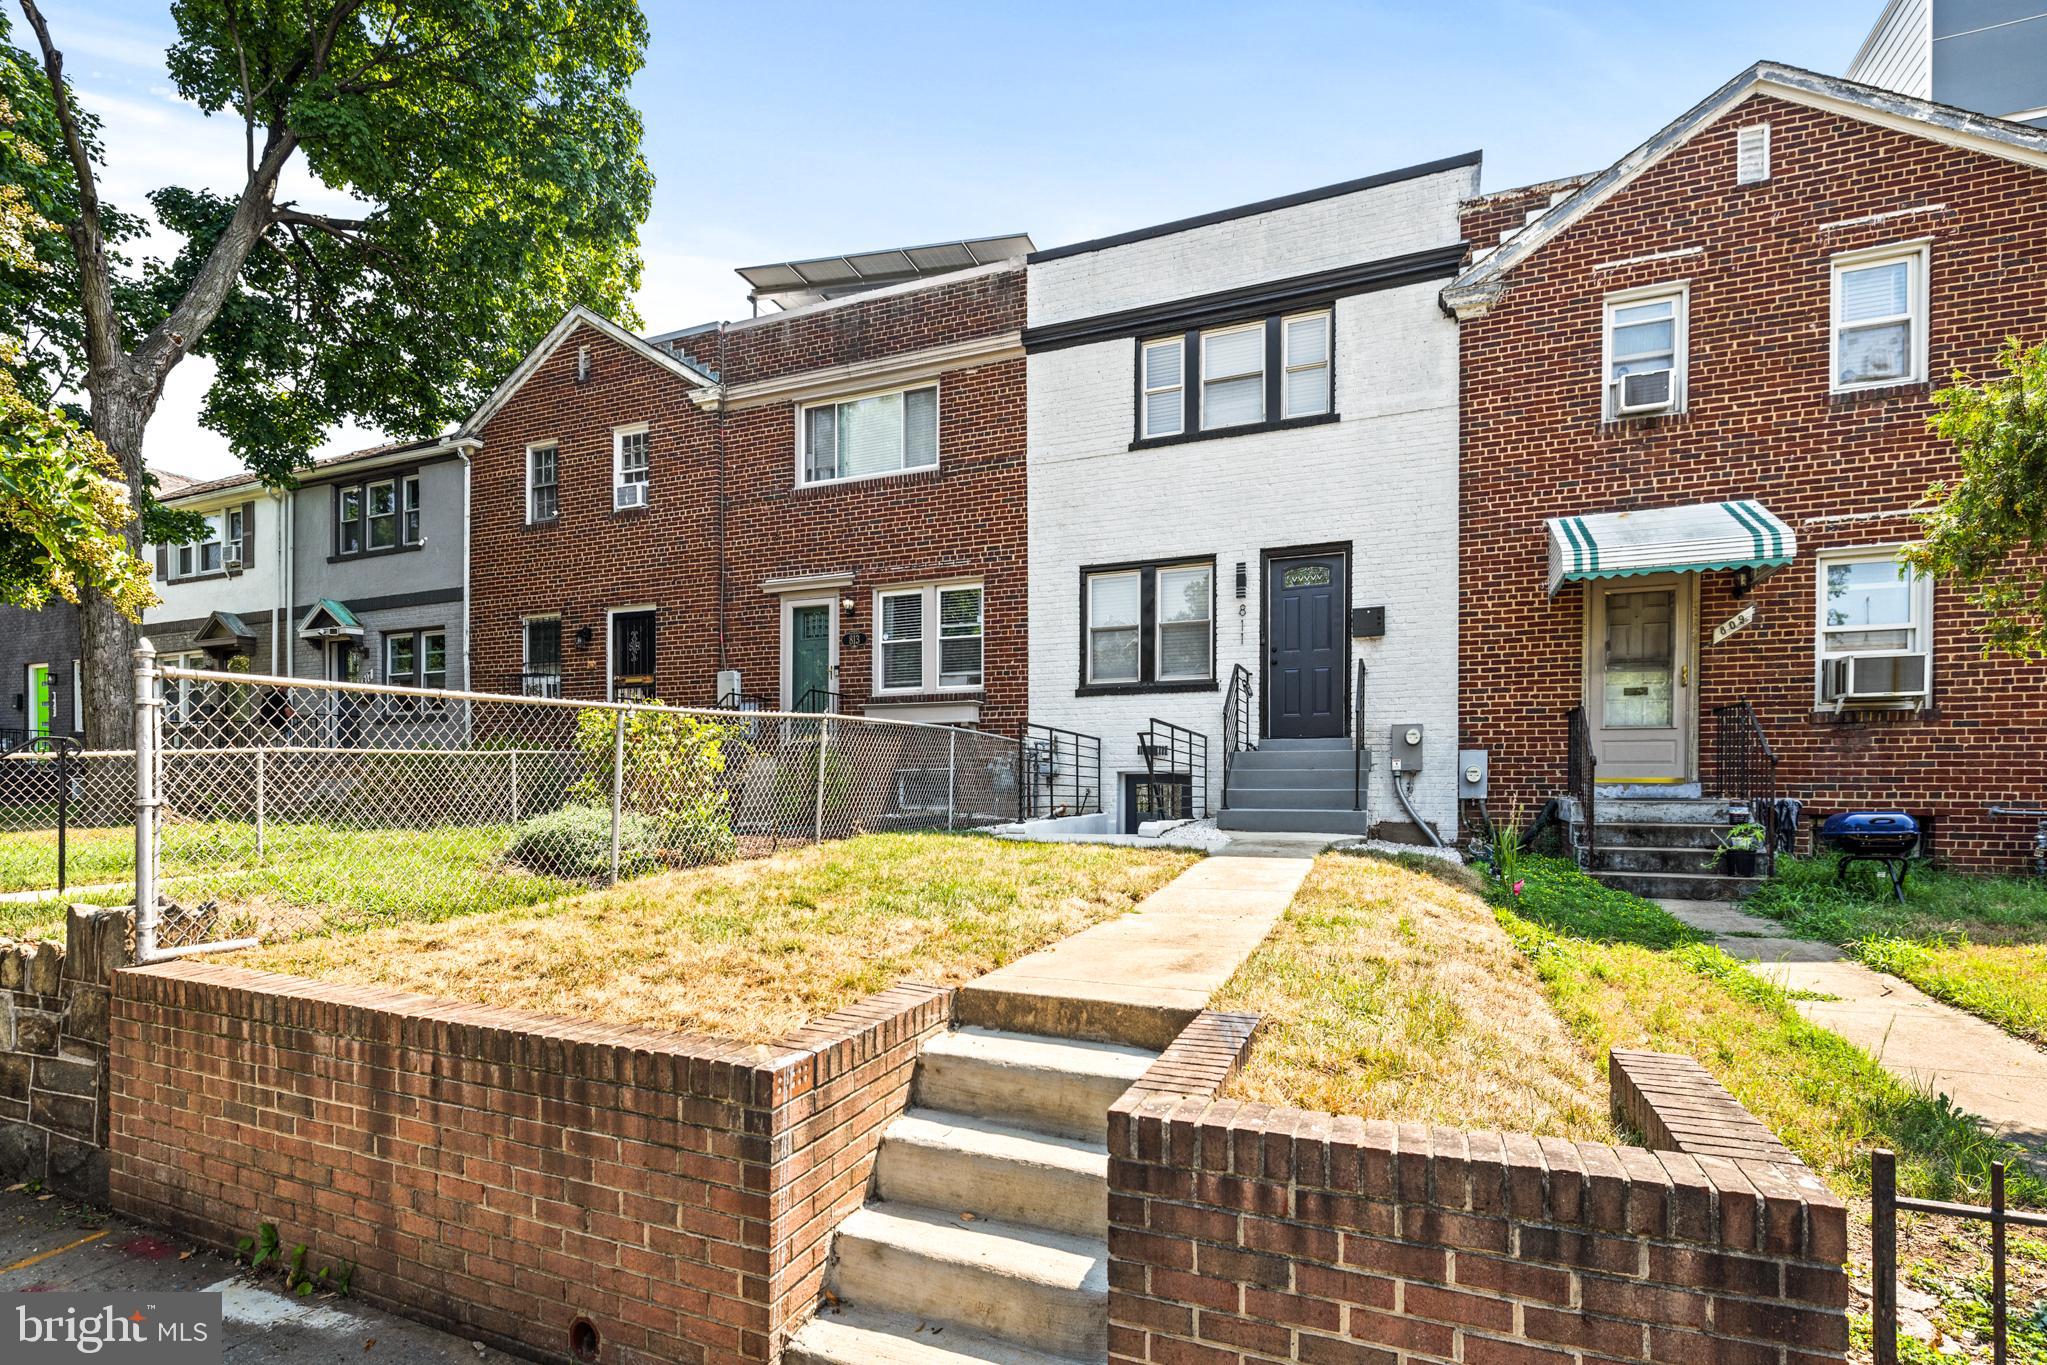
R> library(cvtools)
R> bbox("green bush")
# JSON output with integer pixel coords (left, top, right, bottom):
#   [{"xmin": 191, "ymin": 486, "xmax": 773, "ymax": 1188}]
[
  {"xmin": 571, "ymin": 708, "xmax": 737, "ymax": 864},
  {"xmin": 770, "ymin": 735, "xmax": 854, "ymax": 835},
  {"xmin": 505, "ymin": 802, "xmax": 661, "ymax": 879}
]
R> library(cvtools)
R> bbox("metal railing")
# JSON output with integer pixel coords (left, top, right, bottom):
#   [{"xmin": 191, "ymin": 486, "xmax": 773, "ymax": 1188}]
[
  {"xmin": 1566, "ymin": 704, "xmax": 1597, "ymax": 868},
  {"xmin": 1711, "ymin": 701, "xmax": 1778, "ymax": 873},
  {"xmin": 1872, "ymin": 1148, "xmax": 2033, "ymax": 1365},
  {"xmin": 1138, "ymin": 718, "xmax": 1209, "ymax": 822},
  {"xmin": 1221, "ymin": 665, "xmax": 1252, "ymax": 811},
  {"xmin": 797, "ymin": 687, "xmax": 842, "ymax": 715},
  {"xmin": 611, "ymin": 678, "xmax": 657, "ymax": 703},
  {"xmin": 716, "ymin": 689, "xmax": 770, "ymax": 713},
  {"xmin": 127, "ymin": 645, "xmax": 1023, "ymax": 959},
  {"xmin": 518, "ymin": 671, "xmax": 562, "ymax": 699},
  {"xmin": 1352, "ymin": 660, "xmax": 1368, "ymax": 812},
  {"xmin": 1017, "ymin": 723, "xmax": 1103, "ymax": 821}
]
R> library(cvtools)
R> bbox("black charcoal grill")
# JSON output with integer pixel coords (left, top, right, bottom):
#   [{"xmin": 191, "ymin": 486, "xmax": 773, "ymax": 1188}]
[{"xmin": 1818, "ymin": 811, "xmax": 1920, "ymax": 900}]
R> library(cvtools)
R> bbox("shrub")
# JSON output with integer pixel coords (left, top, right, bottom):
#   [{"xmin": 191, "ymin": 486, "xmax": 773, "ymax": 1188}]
[
  {"xmin": 505, "ymin": 802, "xmax": 661, "ymax": 879},
  {"xmin": 571, "ymin": 708, "xmax": 737, "ymax": 864},
  {"xmin": 769, "ymin": 734, "xmax": 855, "ymax": 835}
]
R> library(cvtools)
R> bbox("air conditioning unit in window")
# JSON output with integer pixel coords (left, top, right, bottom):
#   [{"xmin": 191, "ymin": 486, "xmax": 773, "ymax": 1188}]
[
  {"xmin": 1821, "ymin": 653, "xmax": 1929, "ymax": 709},
  {"xmin": 223, "ymin": 549, "xmax": 244, "ymax": 573},
  {"xmin": 1611, "ymin": 369, "xmax": 1674, "ymax": 416},
  {"xmin": 614, "ymin": 483, "xmax": 647, "ymax": 510}
]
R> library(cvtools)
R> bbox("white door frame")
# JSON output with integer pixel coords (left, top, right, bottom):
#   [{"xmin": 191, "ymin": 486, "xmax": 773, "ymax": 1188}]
[
  {"xmin": 1581, "ymin": 573, "xmax": 1698, "ymax": 784},
  {"xmin": 605, "ymin": 603, "xmax": 656, "ymax": 701},
  {"xmin": 779, "ymin": 594, "xmax": 840, "ymax": 710}
]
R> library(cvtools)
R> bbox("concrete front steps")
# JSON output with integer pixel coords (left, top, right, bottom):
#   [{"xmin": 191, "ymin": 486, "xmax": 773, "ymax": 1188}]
[
  {"xmin": 1216, "ymin": 737, "xmax": 1369, "ymax": 835},
  {"xmin": 1571, "ymin": 795, "xmax": 1763, "ymax": 900},
  {"xmin": 786, "ymin": 1026, "xmax": 1156, "ymax": 1365}
]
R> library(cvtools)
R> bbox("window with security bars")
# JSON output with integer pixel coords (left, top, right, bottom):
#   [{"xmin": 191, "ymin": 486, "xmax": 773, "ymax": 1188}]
[
  {"xmin": 1082, "ymin": 559, "xmax": 1214, "ymax": 689},
  {"xmin": 1833, "ymin": 246, "xmax": 1926, "ymax": 391},
  {"xmin": 875, "ymin": 583, "xmax": 983, "ymax": 693},
  {"xmin": 803, "ymin": 385, "xmax": 938, "ymax": 484},
  {"xmin": 614, "ymin": 426, "xmax": 650, "ymax": 508}
]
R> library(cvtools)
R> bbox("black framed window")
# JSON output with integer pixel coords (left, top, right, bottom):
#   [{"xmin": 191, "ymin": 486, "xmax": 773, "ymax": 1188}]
[
  {"xmin": 1133, "ymin": 309, "xmax": 1334, "ymax": 447},
  {"xmin": 335, "ymin": 472, "xmax": 423, "ymax": 556},
  {"xmin": 1080, "ymin": 558, "xmax": 1215, "ymax": 692}
]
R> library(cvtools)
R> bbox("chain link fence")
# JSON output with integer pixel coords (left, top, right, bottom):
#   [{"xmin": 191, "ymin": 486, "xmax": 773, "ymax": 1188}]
[
  {"xmin": 137, "ymin": 655, "xmax": 1023, "ymax": 955},
  {"xmin": 0, "ymin": 745, "xmax": 136, "ymax": 900}
]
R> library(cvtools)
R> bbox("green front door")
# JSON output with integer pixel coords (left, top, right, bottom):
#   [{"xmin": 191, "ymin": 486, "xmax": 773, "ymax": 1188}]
[
  {"xmin": 791, "ymin": 605, "xmax": 831, "ymax": 711},
  {"xmin": 25, "ymin": 664, "xmax": 53, "ymax": 737}
]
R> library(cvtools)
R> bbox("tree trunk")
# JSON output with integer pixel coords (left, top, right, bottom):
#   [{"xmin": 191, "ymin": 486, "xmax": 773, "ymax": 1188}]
[{"xmin": 79, "ymin": 381, "xmax": 153, "ymax": 750}]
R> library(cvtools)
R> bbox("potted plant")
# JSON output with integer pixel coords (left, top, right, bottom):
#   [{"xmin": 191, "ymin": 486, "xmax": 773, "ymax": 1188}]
[{"xmin": 1712, "ymin": 822, "xmax": 1769, "ymax": 877}]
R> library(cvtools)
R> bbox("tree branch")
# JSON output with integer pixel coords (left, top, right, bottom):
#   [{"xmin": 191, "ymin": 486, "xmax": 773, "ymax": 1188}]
[{"xmin": 223, "ymin": 0, "xmax": 256, "ymax": 180}]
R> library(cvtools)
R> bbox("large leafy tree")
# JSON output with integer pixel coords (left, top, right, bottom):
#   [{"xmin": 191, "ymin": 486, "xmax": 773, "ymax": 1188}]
[
  {"xmin": 1905, "ymin": 341, "xmax": 2047, "ymax": 660},
  {"xmin": 8, "ymin": 0, "xmax": 652, "ymax": 743}
]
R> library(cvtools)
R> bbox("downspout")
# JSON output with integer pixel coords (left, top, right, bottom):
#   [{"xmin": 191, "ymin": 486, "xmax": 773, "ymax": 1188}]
[
  {"xmin": 459, "ymin": 445, "xmax": 473, "ymax": 689},
  {"xmin": 270, "ymin": 489, "xmax": 284, "ymax": 675},
  {"xmin": 715, "ymin": 324, "xmax": 729, "ymax": 670},
  {"xmin": 280, "ymin": 486, "xmax": 294, "ymax": 677}
]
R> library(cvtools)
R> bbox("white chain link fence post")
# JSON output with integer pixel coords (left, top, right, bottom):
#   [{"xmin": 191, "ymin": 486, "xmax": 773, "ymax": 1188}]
[
  {"xmin": 507, "ymin": 748, "xmax": 521, "ymax": 824},
  {"xmin": 609, "ymin": 706, "xmax": 627, "ymax": 884},
  {"xmin": 132, "ymin": 638, "xmax": 161, "ymax": 961},
  {"xmin": 254, "ymin": 745, "xmax": 267, "ymax": 860},
  {"xmin": 813, "ymin": 715, "xmax": 829, "ymax": 842}
]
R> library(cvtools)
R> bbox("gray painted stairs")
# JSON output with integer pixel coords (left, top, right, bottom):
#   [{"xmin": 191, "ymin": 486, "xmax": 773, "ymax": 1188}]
[
  {"xmin": 1217, "ymin": 738, "xmax": 1370, "ymax": 835},
  {"xmin": 1573, "ymin": 796, "xmax": 1763, "ymax": 900},
  {"xmin": 785, "ymin": 1027, "xmax": 1156, "ymax": 1365}
]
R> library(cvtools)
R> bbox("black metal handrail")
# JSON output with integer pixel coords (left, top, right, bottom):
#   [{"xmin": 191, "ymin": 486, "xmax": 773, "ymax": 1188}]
[
  {"xmin": 796, "ymin": 687, "xmax": 841, "ymax": 715},
  {"xmin": 518, "ymin": 670, "xmax": 562, "ymax": 699},
  {"xmin": 1017, "ymin": 723, "xmax": 1103, "ymax": 820},
  {"xmin": 1351, "ymin": 660, "xmax": 1368, "ymax": 812},
  {"xmin": 1567, "ymin": 704, "xmax": 1597, "ymax": 867},
  {"xmin": 1872, "ymin": 1149, "xmax": 2034, "ymax": 1365},
  {"xmin": 1138, "ymin": 718, "xmax": 1210, "ymax": 822},
  {"xmin": 1221, "ymin": 664, "xmax": 1252, "ymax": 810},
  {"xmin": 716, "ymin": 689, "xmax": 769, "ymax": 712},
  {"xmin": 1711, "ymin": 701, "xmax": 1778, "ymax": 872}
]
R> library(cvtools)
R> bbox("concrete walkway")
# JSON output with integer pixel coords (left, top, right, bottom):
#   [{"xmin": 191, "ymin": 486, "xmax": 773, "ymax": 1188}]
[
  {"xmin": 956, "ymin": 833, "xmax": 1331, "ymax": 1049},
  {"xmin": 1660, "ymin": 898, "xmax": 2047, "ymax": 1155},
  {"xmin": 0, "ymin": 1190, "xmax": 520, "ymax": 1363}
]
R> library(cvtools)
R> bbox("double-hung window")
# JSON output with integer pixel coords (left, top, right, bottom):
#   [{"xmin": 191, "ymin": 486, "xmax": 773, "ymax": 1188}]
[
  {"xmin": 1832, "ymin": 244, "xmax": 1927, "ymax": 392},
  {"xmin": 175, "ymin": 516, "xmax": 226, "ymax": 577},
  {"xmin": 384, "ymin": 627, "xmax": 449, "ymax": 707},
  {"xmin": 802, "ymin": 384, "xmax": 939, "ymax": 484},
  {"xmin": 875, "ymin": 583, "xmax": 983, "ymax": 693},
  {"xmin": 338, "ymin": 488, "xmax": 363, "ymax": 555},
  {"xmin": 1137, "ymin": 309, "xmax": 1333, "ymax": 442},
  {"xmin": 614, "ymin": 425, "xmax": 650, "ymax": 509},
  {"xmin": 1603, "ymin": 286, "xmax": 1685, "ymax": 418},
  {"xmin": 224, "ymin": 507, "xmax": 246, "ymax": 567},
  {"xmin": 1816, "ymin": 548, "xmax": 1932, "ymax": 708},
  {"xmin": 367, "ymin": 479, "xmax": 398, "ymax": 550},
  {"xmin": 335, "ymin": 472, "xmax": 422, "ymax": 555},
  {"xmin": 527, "ymin": 443, "xmax": 559, "ymax": 523},
  {"xmin": 402, "ymin": 475, "xmax": 422, "ymax": 544},
  {"xmin": 1201, "ymin": 324, "xmax": 1265, "ymax": 430},
  {"xmin": 1082, "ymin": 560, "xmax": 1214, "ymax": 688}
]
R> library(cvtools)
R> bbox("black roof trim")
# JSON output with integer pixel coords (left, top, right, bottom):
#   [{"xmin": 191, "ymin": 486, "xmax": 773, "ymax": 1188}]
[
  {"xmin": 1028, "ymin": 150, "xmax": 1482, "ymax": 265},
  {"xmin": 1022, "ymin": 243, "xmax": 1468, "ymax": 353}
]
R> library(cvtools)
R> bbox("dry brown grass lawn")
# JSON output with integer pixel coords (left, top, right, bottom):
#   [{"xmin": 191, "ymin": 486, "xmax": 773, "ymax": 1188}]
[
  {"xmin": 230, "ymin": 832, "xmax": 1194, "ymax": 1043},
  {"xmin": 1214, "ymin": 852, "xmax": 1614, "ymax": 1139}
]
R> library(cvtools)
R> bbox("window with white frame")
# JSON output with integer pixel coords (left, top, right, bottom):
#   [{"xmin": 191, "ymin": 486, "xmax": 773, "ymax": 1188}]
[
  {"xmin": 874, "ymin": 583, "xmax": 983, "ymax": 693},
  {"xmin": 527, "ymin": 443, "xmax": 559, "ymax": 523},
  {"xmin": 367, "ymin": 479, "xmax": 399, "ymax": 550},
  {"xmin": 163, "ymin": 651, "xmax": 207, "ymax": 723},
  {"xmin": 802, "ymin": 384, "xmax": 938, "ymax": 484},
  {"xmin": 1281, "ymin": 312, "xmax": 1331, "ymax": 419},
  {"xmin": 172, "ymin": 514, "xmax": 228, "ymax": 578},
  {"xmin": 1832, "ymin": 245, "xmax": 1927, "ymax": 391},
  {"xmin": 1603, "ymin": 287, "xmax": 1685, "ymax": 418},
  {"xmin": 1141, "ymin": 338, "xmax": 1185, "ymax": 439},
  {"xmin": 1816, "ymin": 548, "xmax": 1933, "ymax": 707},
  {"xmin": 224, "ymin": 507, "xmax": 246, "ymax": 567},
  {"xmin": 383, "ymin": 627, "xmax": 449, "ymax": 707},
  {"xmin": 402, "ymin": 475, "xmax": 422, "ymax": 544},
  {"xmin": 1201, "ymin": 324, "xmax": 1265, "ymax": 429},
  {"xmin": 1082, "ymin": 560, "xmax": 1214, "ymax": 688},
  {"xmin": 614, "ymin": 425, "xmax": 650, "ymax": 508},
  {"xmin": 334, "ymin": 473, "xmax": 420, "ymax": 555}
]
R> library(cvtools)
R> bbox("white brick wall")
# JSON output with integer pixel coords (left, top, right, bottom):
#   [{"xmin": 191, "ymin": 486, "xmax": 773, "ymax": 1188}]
[{"xmin": 1025, "ymin": 166, "xmax": 1471, "ymax": 834}]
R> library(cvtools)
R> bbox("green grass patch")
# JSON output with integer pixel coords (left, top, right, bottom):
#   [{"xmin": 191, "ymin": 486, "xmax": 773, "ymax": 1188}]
[
  {"xmin": 1492, "ymin": 855, "xmax": 2045, "ymax": 1207},
  {"xmin": 1857, "ymin": 937, "xmax": 2047, "ymax": 1045}
]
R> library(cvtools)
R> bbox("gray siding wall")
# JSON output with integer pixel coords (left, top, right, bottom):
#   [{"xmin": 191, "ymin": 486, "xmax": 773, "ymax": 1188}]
[
  {"xmin": 1933, "ymin": 3, "xmax": 2047, "ymax": 118},
  {"xmin": 1849, "ymin": 0, "xmax": 1933, "ymax": 97},
  {"xmin": 0, "ymin": 604, "xmax": 82, "ymax": 737}
]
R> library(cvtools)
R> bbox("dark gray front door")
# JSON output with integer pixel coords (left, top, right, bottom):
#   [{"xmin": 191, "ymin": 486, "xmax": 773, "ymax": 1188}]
[{"xmin": 1267, "ymin": 553, "xmax": 1345, "ymax": 739}]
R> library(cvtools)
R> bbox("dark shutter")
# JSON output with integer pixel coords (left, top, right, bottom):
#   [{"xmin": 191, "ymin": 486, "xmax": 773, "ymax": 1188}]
[
  {"xmin": 240, "ymin": 500, "xmax": 257, "ymax": 564},
  {"xmin": 155, "ymin": 544, "xmax": 169, "ymax": 578}
]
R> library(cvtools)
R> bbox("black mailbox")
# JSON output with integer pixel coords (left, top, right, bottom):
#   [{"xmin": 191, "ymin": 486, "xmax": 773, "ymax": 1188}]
[{"xmin": 1350, "ymin": 606, "xmax": 1386, "ymax": 638}]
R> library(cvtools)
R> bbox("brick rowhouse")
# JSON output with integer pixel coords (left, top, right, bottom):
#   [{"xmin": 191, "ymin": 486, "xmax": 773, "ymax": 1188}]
[
  {"xmin": 1450, "ymin": 70, "xmax": 2047, "ymax": 868},
  {"xmin": 467, "ymin": 263, "xmax": 1027, "ymax": 732}
]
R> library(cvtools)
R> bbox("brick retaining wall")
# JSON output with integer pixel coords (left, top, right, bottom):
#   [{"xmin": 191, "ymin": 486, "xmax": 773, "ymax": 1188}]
[
  {"xmin": 108, "ymin": 961, "xmax": 946, "ymax": 1365},
  {"xmin": 1109, "ymin": 1030, "xmax": 1850, "ymax": 1364}
]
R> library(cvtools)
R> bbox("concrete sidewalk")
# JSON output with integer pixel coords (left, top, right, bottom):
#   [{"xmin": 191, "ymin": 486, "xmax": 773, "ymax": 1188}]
[
  {"xmin": 0, "ymin": 1189, "xmax": 519, "ymax": 1363},
  {"xmin": 956, "ymin": 834, "xmax": 1330, "ymax": 1048},
  {"xmin": 1660, "ymin": 898, "xmax": 2047, "ymax": 1156}
]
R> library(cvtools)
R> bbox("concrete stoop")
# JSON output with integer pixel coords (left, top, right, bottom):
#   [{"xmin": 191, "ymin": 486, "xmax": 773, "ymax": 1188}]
[
  {"xmin": 1574, "ymin": 795, "xmax": 1764, "ymax": 901},
  {"xmin": 786, "ymin": 1027, "xmax": 1157, "ymax": 1365}
]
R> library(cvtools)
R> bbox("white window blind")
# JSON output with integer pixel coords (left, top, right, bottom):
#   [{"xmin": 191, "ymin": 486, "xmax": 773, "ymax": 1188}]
[
  {"xmin": 1605, "ymin": 292, "xmax": 1682, "ymax": 415},
  {"xmin": 879, "ymin": 591, "xmax": 926, "ymax": 690},
  {"xmin": 1835, "ymin": 255, "xmax": 1917, "ymax": 388},
  {"xmin": 1087, "ymin": 572, "xmax": 1142, "ymax": 684},
  {"xmin": 804, "ymin": 385, "xmax": 939, "ymax": 483},
  {"xmin": 1201, "ymin": 325, "xmax": 1264, "ymax": 429},
  {"xmin": 615, "ymin": 427, "xmax": 650, "ymax": 506},
  {"xmin": 1142, "ymin": 338, "xmax": 1185, "ymax": 438},
  {"xmin": 1282, "ymin": 313, "xmax": 1330, "ymax": 419},
  {"xmin": 1155, "ymin": 565, "xmax": 1213, "ymax": 680},
  {"xmin": 938, "ymin": 586, "xmax": 984, "ymax": 687}
]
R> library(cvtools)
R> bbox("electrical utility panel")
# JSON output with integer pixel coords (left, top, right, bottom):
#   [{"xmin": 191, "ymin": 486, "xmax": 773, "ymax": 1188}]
[
  {"xmin": 1458, "ymin": 749, "xmax": 1489, "ymax": 799},
  {"xmin": 1389, "ymin": 723, "xmax": 1425, "ymax": 773}
]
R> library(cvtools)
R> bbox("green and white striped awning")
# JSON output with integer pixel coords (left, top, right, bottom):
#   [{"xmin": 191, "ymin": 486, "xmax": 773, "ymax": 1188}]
[{"xmin": 1546, "ymin": 500, "xmax": 1796, "ymax": 596}]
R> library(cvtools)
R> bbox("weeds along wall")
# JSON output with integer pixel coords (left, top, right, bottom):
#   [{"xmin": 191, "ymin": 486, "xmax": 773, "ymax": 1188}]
[
  {"xmin": 110, "ymin": 959, "xmax": 950, "ymax": 1365},
  {"xmin": 139, "ymin": 666, "xmax": 1022, "ymax": 952}
]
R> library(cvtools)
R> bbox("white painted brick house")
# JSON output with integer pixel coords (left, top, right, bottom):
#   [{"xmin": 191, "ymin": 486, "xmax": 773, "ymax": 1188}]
[{"xmin": 1022, "ymin": 153, "xmax": 1476, "ymax": 837}]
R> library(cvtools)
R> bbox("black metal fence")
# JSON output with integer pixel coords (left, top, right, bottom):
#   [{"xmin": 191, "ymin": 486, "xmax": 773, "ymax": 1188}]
[
  {"xmin": 1711, "ymin": 700, "xmax": 1778, "ymax": 871},
  {"xmin": 1871, "ymin": 1148, "xmax": 2035, "ymax": 1365},
  {"xmin": 1566, "ymin": 704, "xmax": 1597, "ymax": 867},
  {"xmin": 1222, "ymin": 664, "xmax": 1252, "ymax": 809},
  {"xmin": 1138, "ymin": 718, "xmax": 1209, "ymax": 822},
  {"xmin": 1351, "ymin": 660, "xmax": 1368, "ymax": 812},
  {"xmin": 1017, "ymin": 723, "xmax": 1102, "ymax": 820}
]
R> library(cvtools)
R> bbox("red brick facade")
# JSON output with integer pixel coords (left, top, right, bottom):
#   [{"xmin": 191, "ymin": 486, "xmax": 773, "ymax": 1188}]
[
  {"xmin": 108, "ymin": 959, "xmax": 946, "ymax": 1365},
  {"xmin": 1456, "ymin": 91, "xmax": 2047, "ymax": 867},
  {"xmin": 469, "ymin": 267, "xmax": 1026, "ymax": 731}
]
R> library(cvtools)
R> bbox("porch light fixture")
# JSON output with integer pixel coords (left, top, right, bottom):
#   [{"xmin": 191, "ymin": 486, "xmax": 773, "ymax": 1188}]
[
  {"xmin": 1731, "ymin": 566, "xmax": 1756, "ymax": 598},
  {"xmin": 575, "ymin": 625, "xmax": 593, "ymax": 649},
  {"xmin": 840, "ymin": 594, "xmax": 857, "ymax": 617}
]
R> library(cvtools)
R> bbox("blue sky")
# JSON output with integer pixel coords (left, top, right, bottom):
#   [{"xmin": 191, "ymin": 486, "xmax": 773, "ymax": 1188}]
[{"xmin": 50, "ymin": 0, "xmax": 1878, "ymax": 477}]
